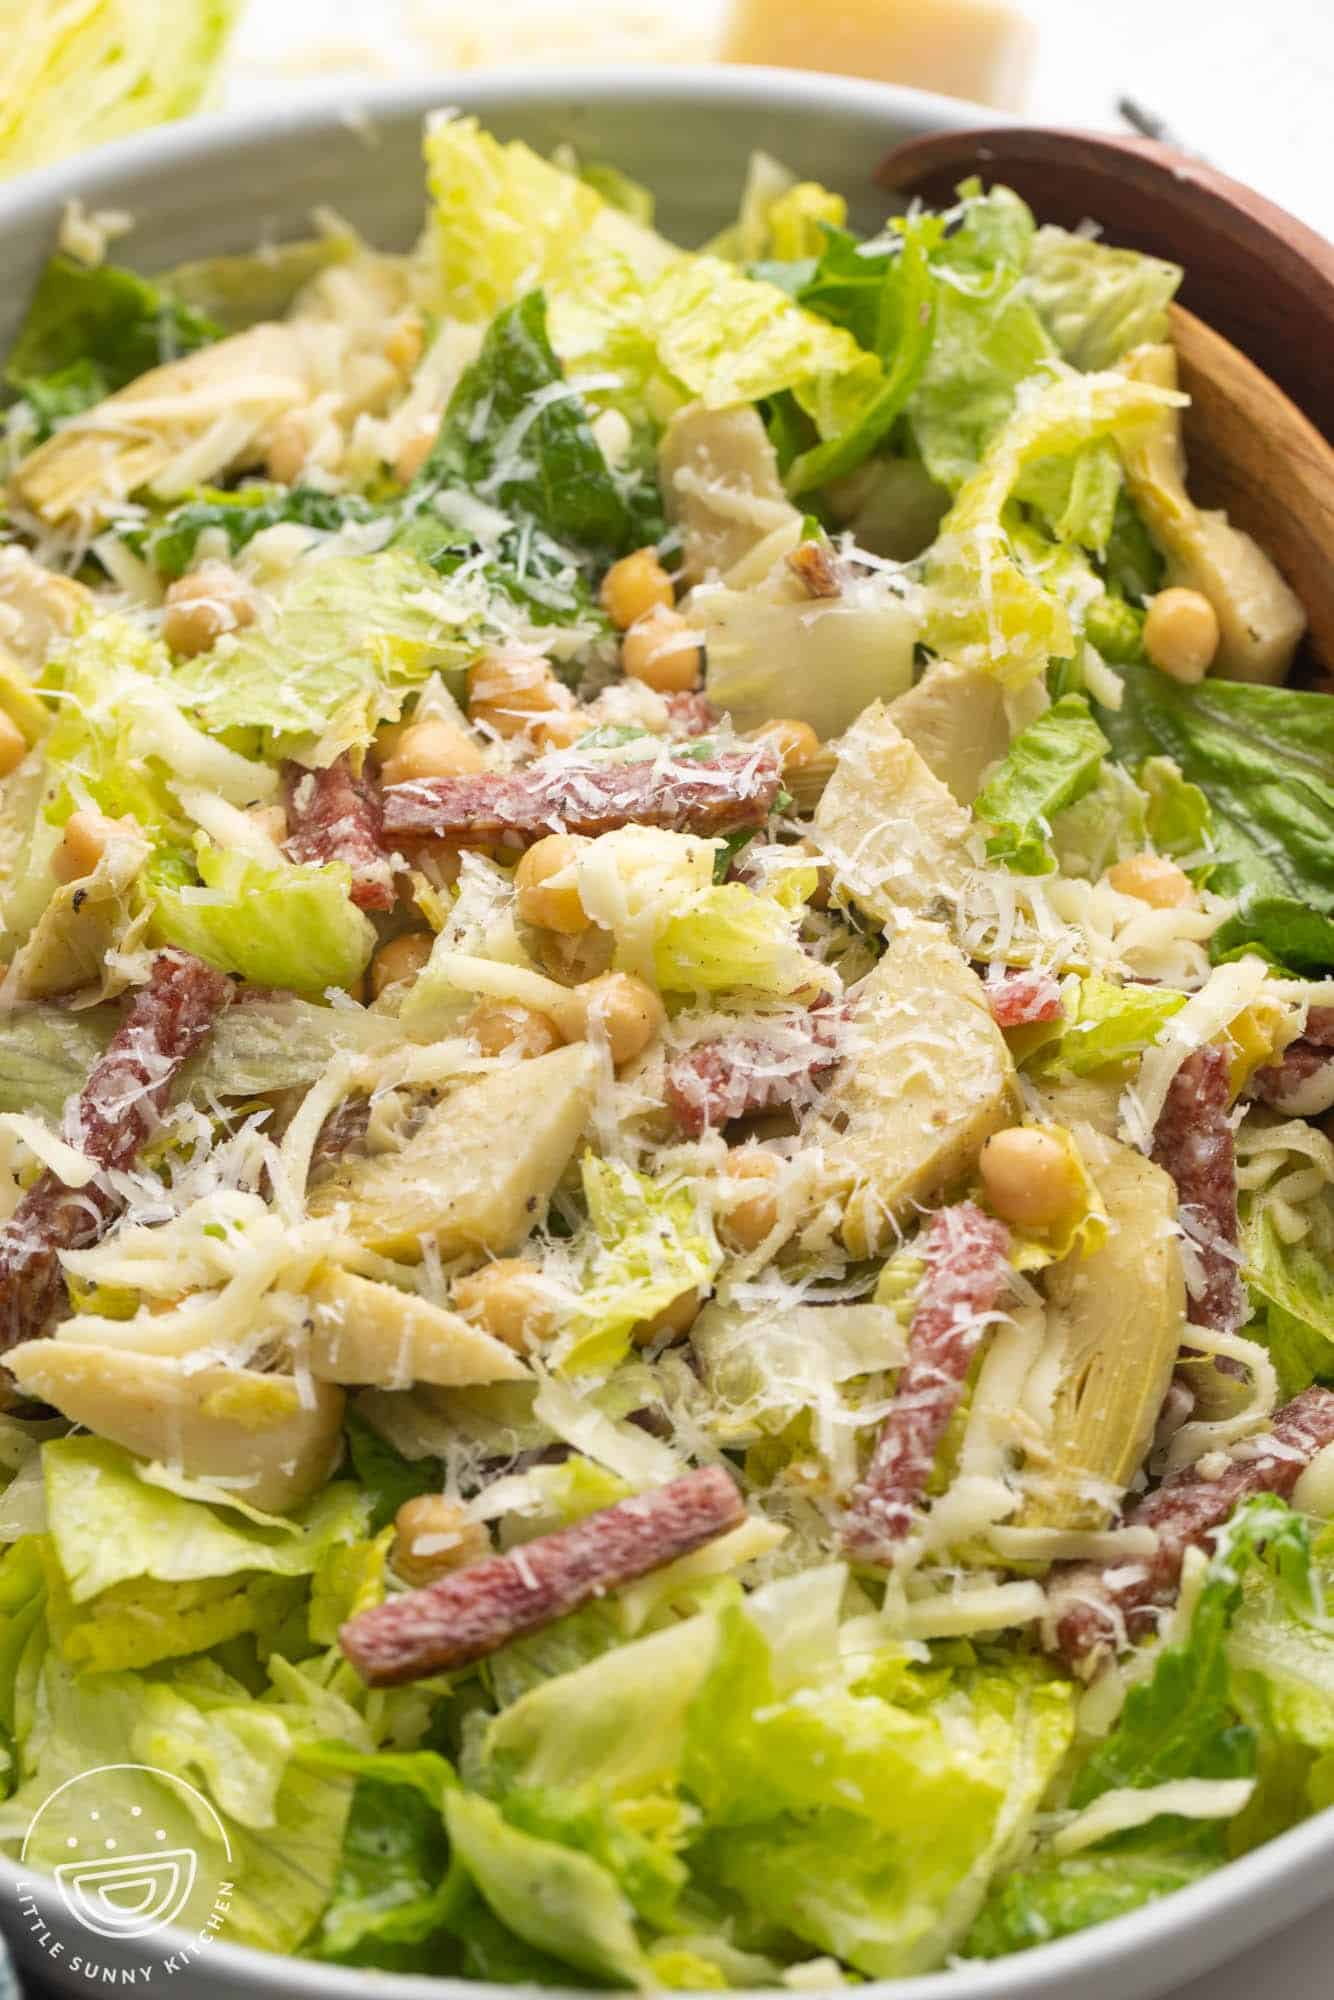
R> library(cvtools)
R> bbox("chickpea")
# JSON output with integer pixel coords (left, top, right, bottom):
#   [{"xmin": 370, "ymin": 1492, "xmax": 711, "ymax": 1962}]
[
  {"xmin": 576, "ymin": 971, "xmax": 666, "ymax": 1068},
  {"xmin": 0, "ymin": 710, "xmax": 27, "ymax": 779},
  {"xmin": 1143, "ymin": 587, "xmax": 1220, "ymax": 684},
  {"xmin": 530, "ymin": 707, "xmax": 593, "ymax": 751},
  {"xmin": 601, "ymin": 548, "xmax": 674, "ymax": 631},
  {"xmin": 514, "ymin": 834, "xmax": 590, "ymax": 934},
  {"xmin": 466, "ymin": 1000, "xmax": 564, "ymax": 1060},
  {"xmin": 454, "ymin": 1257, "xmax": 559, "ymax": 1352},
  {"xmin": 265, "ymin": 411, "xmax": 309, "ymax": 486},
  {"xmin": 370, "ymin": 931, "xmax": 434, "ymax": 999},
  {"xmin": 633, "ymin": 1287, "xmax": 701, "ymax": 1348},
  {"xmin": 382, "ymin": 717, "xmax": 485, "ymax": 786},
  {"xmin": 718, "ymin": 1149, "xmax": 782, "ymax": 1251},
  {"xmin": 53, "ymin": 809, "xmax": 135, "ymax": 885},
  {"xmin": 384, "ymin": 310, "xmax": 426, "ymax": 376},
  {"xmin": 1106, "ymin": 852, "xmax": 1195, "ymax": 908},
  {"xmin": 162, "ymin": 561, "xmax": 258, "ymax": 659},
  {"xmin": 468, "ymin": 650, "xmax": 574, "ymax": 739},
  {"xmin": 979, "ymin": 1127, "xmax": 1083, "ymax": 1230},
  {"xmin": 392, "ymin": 1493, "xmax": 488, "ymax": 1587},
  {"xmin": 621, "ymin": 607, "xmax": 704, "ymax": 694},
  {"xmin": 749, "ymin": 717, "xmax": 822, "ymax": 776},
  {"xmin": 393, "ymin": 417, "xmax": 440, "ymax": 487}
]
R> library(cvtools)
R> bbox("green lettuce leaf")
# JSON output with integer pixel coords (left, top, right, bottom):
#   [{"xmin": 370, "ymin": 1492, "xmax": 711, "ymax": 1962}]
[
  {"xmin": 923, "ymin": 369, "xmax": 1182, "ymax": 688},
  {"xmin": 424, "ymin": 115, "xmax": 673, "ymax": 327},
  {"xmin": 173, "ymin": 549, "xmax": 476, "ymax": 761},
  {"xmin": 1049, "ymin": 761, "xmax": 1149, "ymax": 880},
  {"xmin": 1100, "ymin": 665, "xmax": 1334, "ymax": 971},
  {"xmin": 559, "ymin": 1156, "xmax": 721, "ymax": 1374},
  {"xmin": 344, "ymin": 1411, "xmax": 446, "ymax": 1536},
  {"xmin": 686, "ymin": 1606, "xmax": 1074, "ymax": 1977},
  {"xmin": 302, "ymin": 1744, "xmax": 458, "ymax": 1964},
  {"xmin": 0, "ymin": 2, "xmax": 241, "ymax": 180},
  {"xmin": 0, "ymin": 1647, "xmax": 358, "ymax": 1953},
  {"xmin": 1141, "ymin": 754, "xmax": 1213, "ymax": 858},
  {"xmin": 1024, "ymin": 226, "xmax": 1182, "ymax": 372},
  {"xmin": 444, "ymin": 1789, "xmax": 652, "ymax": 1987},
  {"xmin": 1071, "ymin": 1496, "xmax": 1317, "ymax": 1811},
  {"xmin": 1015, "ymin": 438, "xmax": 1123, "ymax": 556},
  {"xmin": 907, "ymin": 184, "xmax": 1052, "ymax": 493},
  {"xmin": 42, "ymin": 1437, "xmax": 370, "ymax": 1604},
  {"xmin": 150, "ymin": 841, "xmax": 376, "ymax": 992},
  {"xmin": 415, "ymin": 289, "xmax": 636, "ymax": 559},
  {"xmin": 1241, "ymin": 1194, "xmax": 1334, "ymax": 1398},
  {"xmin": 781, "ymin": 217, "xmax": 937, "ymax": 496},
  {"xmin": 134, "ymin": 484, "xmax": 379, "ymax": 580},
  {"xmin": 975, "ymin": 694, "xmax": 1110, "ymax": 873},
  {"xmin": 1028, "ymin": 973, "xmax": 1188, "ymax": 1078},
  {"xmin": 0, "ymin": 1005, "xmax": 110, "ymax": 1118},
  {"xmin": 5, "ymin": 254, "xmax": 220, "ymax": 441},
  {"xmin": 652, "ymin": 883, "xmax": 824, "ymax": 997},
  {"xmin": 965, "ymin": 1844, "xmax": 1215, "ymax": 1959}
]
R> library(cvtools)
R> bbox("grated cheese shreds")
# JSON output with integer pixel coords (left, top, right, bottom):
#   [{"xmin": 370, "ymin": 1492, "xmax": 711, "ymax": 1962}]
[
  {"xmin": 1049, "ymin": 1779, "xmax": 1256, "ymax": 1858},
  {"xmin": 0, "ymin": 109, "xmax": 1327, "ymax": 1986}
]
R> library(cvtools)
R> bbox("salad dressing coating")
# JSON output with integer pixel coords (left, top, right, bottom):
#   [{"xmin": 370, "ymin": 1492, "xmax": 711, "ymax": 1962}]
[{"xmin": 0, "ymin": 115, "xmax": 1332, "ymax": 1984}]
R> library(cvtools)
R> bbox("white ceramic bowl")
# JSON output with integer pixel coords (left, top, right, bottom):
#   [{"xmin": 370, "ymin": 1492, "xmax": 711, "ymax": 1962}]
[{"xmin": 0, "ymin": 63, "xmax": 1331, "ymax": 2000}]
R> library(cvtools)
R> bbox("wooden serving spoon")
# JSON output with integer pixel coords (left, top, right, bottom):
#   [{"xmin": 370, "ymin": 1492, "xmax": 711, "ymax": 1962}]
[{"xmin": 875, "ymin": 127, "xmax": 1334, "ymax": 675}]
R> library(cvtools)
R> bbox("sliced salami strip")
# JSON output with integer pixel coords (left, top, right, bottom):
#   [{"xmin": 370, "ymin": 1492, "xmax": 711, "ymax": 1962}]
[
  {"xmin": 664, "ymin": 1013, "xmax": 843, "ymax": 1138},
  {"xmin": 842, "ymin": 1203, "xmax": 1012, "ymax": 1564},
  {"xmin": 1048, "ymin": 1385, "xmax": 1334, "ymax": 1675},
  {"xmin": 340, "ymin": 1464, "xmax": 746, "ymax": 1686},
  {"xmin": 381, "ymin": 746, "xmax": 783, "ymax": 846},
  {"xmin": 0, "ymin": 950, "xmax": 230, "ymax": 1352},
  {"xmin": 284, "ymin": 756, "xmax": 395, "ymax": 912},
  {"xmin": 1302, "ymin": 1007, "xmax": 1334, "ymax": 1048},
  {"xmin": 1150, "ymin": 1042, "xmax": 1246, "ymax": 1336},
  {"xmin": 662, "ymin": 690, "xmax": 720, "ymax": 738},
  {"xmin": 987, "ymin": 968, "xmax": 1064, "ymax": 1030},
  {"xmin": 1250, "ymin": 1039, "xmax": 1334, "ymax": 1118}
]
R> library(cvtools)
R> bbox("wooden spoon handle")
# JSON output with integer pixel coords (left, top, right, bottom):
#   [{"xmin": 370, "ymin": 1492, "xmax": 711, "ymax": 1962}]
[{"xmin": 875, "ymin": 127, "xmax": 1334, "ymax": 439}]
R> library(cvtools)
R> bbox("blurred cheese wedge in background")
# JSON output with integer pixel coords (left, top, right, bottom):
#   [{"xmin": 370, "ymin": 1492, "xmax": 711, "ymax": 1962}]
[{"xmin": 721, "ymin": 0, "xmax": 1037, "ymax": 110}]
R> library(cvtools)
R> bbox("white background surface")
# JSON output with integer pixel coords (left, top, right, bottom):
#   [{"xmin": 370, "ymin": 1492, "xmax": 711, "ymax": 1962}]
[{"xmin": 215, "ymin": 5, "xmax": 1329, "ymax": 1997}]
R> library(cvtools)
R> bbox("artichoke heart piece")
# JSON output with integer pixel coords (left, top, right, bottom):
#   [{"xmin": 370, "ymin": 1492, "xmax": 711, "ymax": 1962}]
[
  {"xmin": 1020, "ymin": 1140, "xmax": 1185, "ymax": 1529},
  {"xmin": 307, "ymin": 1043, "xmax": 599, "ymax": 1261},
  {"xmin": 887, "ymin": 658, "xmax": 1012, "ymax": 807},
  {"xmin": 10, "ymin": 323, "xmax": 315, "ymax": 528},
  {"xmin": 1118, "ymin": 342, "xmax": 1305, "ymax": 685},
  {"xmin": 6, "ymin": 1341, "xmax": 344, "ymax": 1513},
  {"xmin": 818, "ymin": 921, "xmax": 1019, "ymax": 1257},
  {"xmin": 659, "ymin": 402, "xmax": 802, "ymax": 585},
  {"xmin": 304, "ymin": 1265, "xmax": 527, "ymax": 1389},
  {"xmin": 814, "ymin": 702, "xmax": 978, "ymax": 926},
  {"xmin": 6, "ymin": 825, "xmax": 150, "ymax": 1003}
]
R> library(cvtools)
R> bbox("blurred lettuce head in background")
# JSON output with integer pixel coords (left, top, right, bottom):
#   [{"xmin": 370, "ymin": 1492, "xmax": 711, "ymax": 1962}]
[{"xmin": 0, "ymin": 0, "xmax": 242, "ymax": 177}]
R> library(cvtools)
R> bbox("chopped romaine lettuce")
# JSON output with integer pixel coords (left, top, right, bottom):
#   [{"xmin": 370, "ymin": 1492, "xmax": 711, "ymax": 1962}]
[
  {"xmin": 907, "ymin": 185, "xmax": 1053, "ymax": 494},
  {"xmin": 414, "ymin": 290, "xmax": 640, "ymax": 558},
  {"xmin": 652, "ymin": 883, "xmax": 826, "ymax": 997},
  {"xmin": 559, "ymin": 1156, "xmax": 721, "ymax": 1374},
  {"xmin": 965, "ymin": 1845, "xmax": 1215, "ymax": 1959},
  {"xmin": 134, "ymin": 484, "xmax": 380, "ymax": 580},
  {"xmin": 150, "ymin": 842, "xmax": 376, "ymax": 993},
  {"xmin": 1023, "ymin": 226, "xmax": 1182, "ymax": 373},
  {"xmin": 5, "ymin": 256, "xmax": 220, "ymax": 440},
  {"xmin": 1027, "ymin": 973, "xmax": 1188, "ymax": 1078},
  {"xmin": 1102, "ymin": 666, "xmax": 1334, "ymax": 971},
  {"xmin": 975, "ymin": 694, "xmax": 1110, "ymax": 874},
  {"xmin": 923, "ymin": 369, "xmax": 1182, "ymax": 687},
  {"xmin": 0, "ymin": 2, "xmax": 241, "ymax": 179},
  {"xmin": 173, "ymin": 550, "xmax": 474, "ymax": 762}
]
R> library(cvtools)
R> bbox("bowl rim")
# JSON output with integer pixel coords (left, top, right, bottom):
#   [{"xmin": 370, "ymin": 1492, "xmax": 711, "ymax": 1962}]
[
  {"xmin": 0, "ymin": 59, "xmax": 1331, "ymax": 2000},
  {"xmin": 0, "ymin": 63, "xmax": 997, "ymax": 230}
]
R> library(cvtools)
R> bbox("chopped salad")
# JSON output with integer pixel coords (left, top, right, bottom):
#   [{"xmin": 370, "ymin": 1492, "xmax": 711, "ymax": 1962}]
[{"xmin": 1, "ymin": 116, "xmax": 1334, "ymax": 1984}]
